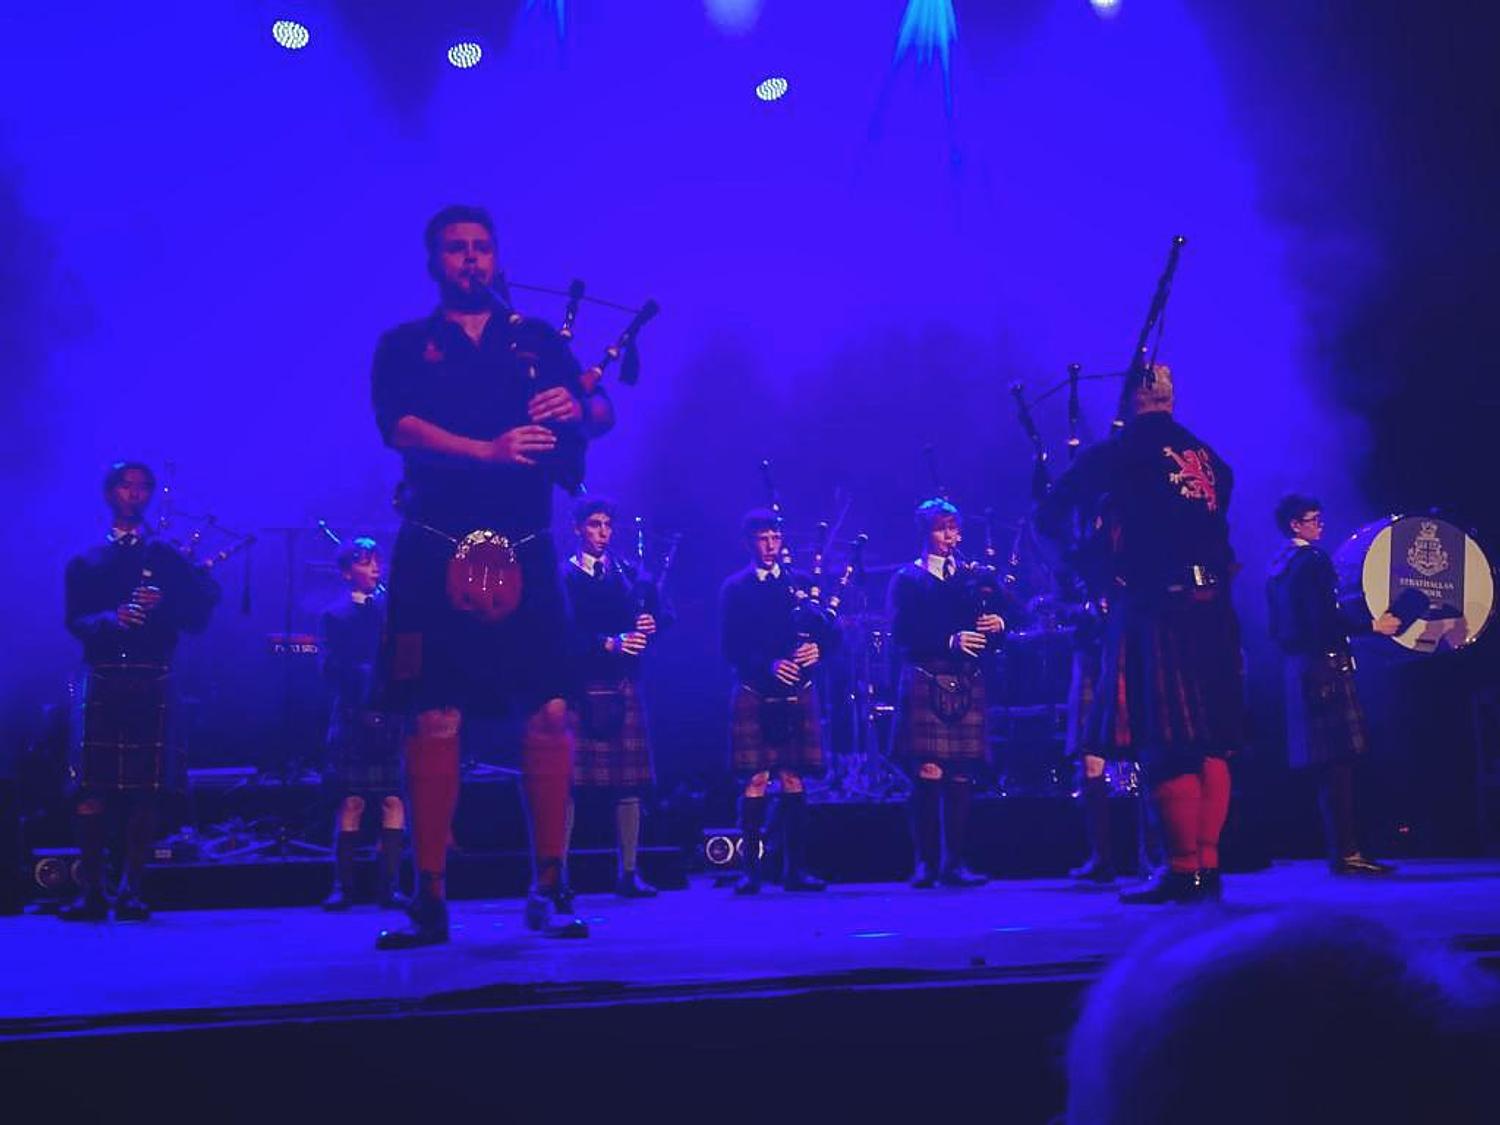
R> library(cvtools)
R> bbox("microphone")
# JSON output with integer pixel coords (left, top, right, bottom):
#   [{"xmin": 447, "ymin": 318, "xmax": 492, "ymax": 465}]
[{"xmin": 1067, "ymin": 363, "xmax": 1081, "ymax": 459}]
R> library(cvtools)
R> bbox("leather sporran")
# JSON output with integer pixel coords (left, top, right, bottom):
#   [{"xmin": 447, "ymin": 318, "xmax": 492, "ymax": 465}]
[
  {"xmin": 927, "ymin": 671, "xmax": 973, "ymax": 726},
  {"xmin": 580, "ymin": 683, "xmax": 628, "ymax": 741},
  {"xmin": 758, "ymin": 694, "xmax": 801, "ymax": 747},
  {"xmin": 445, "ymin": 530, "xmax": 523, "ymax": 623}
]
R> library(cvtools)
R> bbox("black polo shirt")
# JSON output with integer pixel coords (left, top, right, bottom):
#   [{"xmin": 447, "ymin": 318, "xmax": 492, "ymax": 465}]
[{"xmin": 371, "ymin": 309, "xmax": 585, "ymax": 533}]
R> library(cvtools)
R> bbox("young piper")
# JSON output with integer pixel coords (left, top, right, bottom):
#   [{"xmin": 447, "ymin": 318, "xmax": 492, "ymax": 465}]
[
  {"xmin": 61, "ymin": 462, "xmax": 220, "ymax": 922},
  {"xmin": 719, "ymin": 509, "xmax": 828, "ymax": 894},
  {"xmin": 1267, "ymin": 495, "xmax": 1399, "ymax": 876},
  {"xmin": 319, "ymin": 537, "xmax": 410, "ymax": 910},
  {"xmin": 887, "ymin": 498, "xmax": 1006, "ymax": 888},
  {"xmin": 561, "ymin": 498, "xmax": 661, "ymax": 898}
]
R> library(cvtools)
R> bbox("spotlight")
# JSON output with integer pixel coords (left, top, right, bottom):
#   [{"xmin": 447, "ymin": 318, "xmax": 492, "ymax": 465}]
[
  {"xmin": 1090, "ymin": 0, "xmax": 1122, "ymax": 17},
  {"xmin": 447, "ymin": 41, "xmax": 484, "ymax": 69},
  {"xmin": 271, "ymin": 19, "xmax": 311, "ymax": 50},
  {"xmin": 754, "ymin": 76, "xmax": 789, "ymax": 103}
]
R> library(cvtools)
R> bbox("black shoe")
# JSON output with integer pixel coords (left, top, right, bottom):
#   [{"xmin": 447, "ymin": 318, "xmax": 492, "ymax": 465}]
[
  {"xmin": 113, "ymin": 893, "xmax": 152, "ymax": 923},
  {"xmin": 525, "ymin": 887, "xmax": 589, "ymax": 938},
  {"xmin": 1332, "ymin": 853, "xmax": 1396, "ymax": 876},
  {"xmin": 939, "ymin": 865, "xmax": 988, "ymax": 888},
  {"xmin": 59, "ymin": 890, "xmax": 110, "ymax": 922},
  {"xmin": 1068, "ymin": 857, "xmax": 1117, "ymax": 884},
  {"xmin": 1120, "ymin": 869, "xmax": 1202, "ymax": 905},
  {"xmin": 783, "ymin": 870, "xmax": 827, "ymax": 892},
  {"xmin": 910, "ymin": 861, "xmax": 939, "ymax": 889},
  {"xmin": 322, "ymin": 886, "xmax": 355, "ymax": 911},
  {"xmin": 375, "ymin": 895, "xmax": 449, "ymax": 949},
  {"xmin": 615, "ymin": 870, "xmax": 658, "ymax": 898},
  {"xmin": 1198, "ymin": 868, "xmax": 1223, "ymax": 902}
]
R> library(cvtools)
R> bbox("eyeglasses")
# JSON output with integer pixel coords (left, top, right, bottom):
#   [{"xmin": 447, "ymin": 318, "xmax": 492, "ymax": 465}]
[{"xmin": 1294, "ymin": 513, "xmax": 1324, "ymax": 527}]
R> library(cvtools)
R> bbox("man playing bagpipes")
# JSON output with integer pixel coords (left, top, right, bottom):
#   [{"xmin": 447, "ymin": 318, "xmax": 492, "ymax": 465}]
[
  {"xmin": 371, "ymin": 204, "xmax": 615, "ymax": 947},
  {"xmin": 318, "ymin": 536, "xmax": 410, "ymax": 911},
  {"xmin": 887, "ymin": 498, "xmax": 1008, "ymax": 889},
  {"xmin": 61, "ymin": 461, "xmax": 220, "ymax": 922},
  {"xmin": 719, "ymin": 509, "xmax": 831, "ymax": 894},
  {"xmin": 561, "ymin": 497, "xmax": 665, "ymax": 898}
]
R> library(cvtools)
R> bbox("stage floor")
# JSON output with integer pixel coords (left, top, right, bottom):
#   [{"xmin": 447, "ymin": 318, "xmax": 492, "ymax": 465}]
[{"xmin": 5, "ymin": 859, "xmax": 1500, "ymax": 1036}]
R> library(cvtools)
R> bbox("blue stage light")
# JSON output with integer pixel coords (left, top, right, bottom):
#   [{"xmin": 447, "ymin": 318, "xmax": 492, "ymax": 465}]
[
  {"xmin": 1090, "ymin": 0, "xmax": 1122, "ymax": 17},
  {"xmin": 271, "ymin": 19, "xmax": 310, "ymax": 51},
  {"xmin": 895, "ymin": 0, "xmax": 957, "ymax": 70},
  {"xmin": 755, "ymin": 76, "xmax": 789, "ymax": 103},
  {"xmin": 705, "ymin": 0, "xmax": 762, "ymax": 34},
  {"xmin": 447, "ymin": 42, "xmax": 484, "ymax": 69}
]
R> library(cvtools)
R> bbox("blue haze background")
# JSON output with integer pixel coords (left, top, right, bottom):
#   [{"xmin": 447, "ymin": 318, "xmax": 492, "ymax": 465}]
[{"xmin": 2, "ymin": 2, "xmax": 1495, "ymax": 847}]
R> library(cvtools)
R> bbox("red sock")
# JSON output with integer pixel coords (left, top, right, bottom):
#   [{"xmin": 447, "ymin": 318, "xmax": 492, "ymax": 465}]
[
  {"xmin": 405, "ymin": 733, "xmax": 461, "ymax": 896},
  {"xmin": 1197, "ymin": 757, "xmax": 1231, "ymax": 870},
  {"xmin": 1153, "ymin": 773, "xmax": 1203, "ymax": 874},
  {"xmin": 521, "ymin": 709, "xmax": 574, "ymax": 888}
]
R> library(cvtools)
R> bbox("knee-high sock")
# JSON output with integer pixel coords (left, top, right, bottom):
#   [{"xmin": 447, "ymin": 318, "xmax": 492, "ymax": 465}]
[
  {"xmin": 908, "ymin": 779, "xmax": 941, "ymax": 869},
  {"xmin": 562, "ymin": 796, "xmax": 576, "ymax": 878},
  {"xmin": 1082, "ymin": 775, "xmax": 1112, "ymax": 865},
  {"xmin": 1318, "ymin": 760, "xmax": 1359, "ymax": 860},
  {"xmin": 1197, "ymin": 757, "xmax": 1231, "ymax": 870},
  {"xmin": 1153, "ymin": 773, "xmax": 1203, "ymax": 874},
  {"xmin": 333, "ymin": 829, "xmax": 358, "ymax": 892},
  {"xmin": 121, "ymin": 793, "xmax": 158, "ymax": 895},
  {"xmin": 378, "ymin": 827, "xmax": 404, "ymax": 891},
  {"xmin": 521, "ymin": 722, "xmax": 573, "ymax": 889},
  {"xmin": 406, "ymin": 734, "xmax": 461, "ymax": 899},
  {"xmin": 940, "ymin": 777, "xmax": 975, "ymax": 871},
  {"xmin": 615, "ymin": 796, "xmax": 642, "ymax": 874},
  {"xmin": 738, "ymin": 794, "xmax": 767, "ymax": 876},
  {"xmin": 777, "ymin": 791, "xmax": 810, "ymax": 879},
  {"xmin": 75, "ymin": 805, "xmax": 107, "ymax": 893}
]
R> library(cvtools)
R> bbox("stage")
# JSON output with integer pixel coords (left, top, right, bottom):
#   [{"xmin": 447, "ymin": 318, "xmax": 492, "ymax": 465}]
[{"xmin": 5, "ymin": 860, "xmax": 1499, "ymax": 1121}]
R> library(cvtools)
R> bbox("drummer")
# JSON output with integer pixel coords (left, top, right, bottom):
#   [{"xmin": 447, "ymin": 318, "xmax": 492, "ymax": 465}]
[{"xmin": 1267, "ymin": 495, "xmax": 1399, "ymax": 876}]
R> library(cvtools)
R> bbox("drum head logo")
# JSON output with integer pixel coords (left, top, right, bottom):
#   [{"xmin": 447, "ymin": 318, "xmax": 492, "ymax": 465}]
[{"xmin": 1406, "ymin": 521, "xmax": 1450, "ymax": 578}]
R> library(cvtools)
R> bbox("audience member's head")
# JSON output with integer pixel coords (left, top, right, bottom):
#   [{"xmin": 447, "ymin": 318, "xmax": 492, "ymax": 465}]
[{"xmin": 1067, "ymin": 909, "xmax": 1498, "ymax": 1124}]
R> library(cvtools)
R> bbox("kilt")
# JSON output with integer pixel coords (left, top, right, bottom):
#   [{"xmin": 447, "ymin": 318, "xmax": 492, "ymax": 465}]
[
  {"xmin": 327, "ymin": 707, "xmax": 405, "ymax": 794},
  {"xmin": 385, "ymin": 522, "xmax": 573, "ymax": 718},
  {"xmin": 893, "ymin": 662, "xmax": 988, "ymax": 767},
  {"xmin": 1283, "ymin": 652, "xmax": 1368, "ymax": 770},
  {"xmin": 1093, "ymin": 588, "xmax": 1245, "ymax": 778},
  {"xmin": 572, "ymin": 677, "xmax": 654, "ymax": 789},
  {"xmin": 1066, "ymin": 636, "xmax": 1102, "ymax": 759},
  {"xmin": 80, "ymin": 663, "xmax": 176, "ymax": 792},
  {"xmin": 729, "ymin": 682, "xmax": 824, "ymax": 775}
]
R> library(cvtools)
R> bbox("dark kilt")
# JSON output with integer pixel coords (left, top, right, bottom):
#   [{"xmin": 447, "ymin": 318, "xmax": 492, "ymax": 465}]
[
  {"xmin": 80, "ymin": 663, "xmax": 177, "ymax": 792},
  {"xmin": 1066, "ymin": 635, "xmax": 1102, "ymax": 760},
  {"xmin": 1092, "ymin": 588, "xmax": 1245, "ymax": 778},
  {"xmin": 327, "ymin": 707, "xmax": 405, "ymax": 794},
  {"xmin": 893, "ymin": 662, "xmax": 988, "ymax": 767},
  {"xmin": 385, "ymin": 523, "xmax": 573, "ymax": 717},
  {"xmin": 1283, "ymin": 653, "xmax": 1368, "ymax": 770},
  {"xmin": 730, "ymin": 682, "xmax": 823, "ymax": 775},
  {"xmin": 572, "ymin": 677, "xmax": 654, "ymax": 789}
]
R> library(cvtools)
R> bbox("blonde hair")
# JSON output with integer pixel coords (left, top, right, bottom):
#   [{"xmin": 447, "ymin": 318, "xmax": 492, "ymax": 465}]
[{"xmin": 1130, "ymin": 363, "xmax": 1175, "ymax": 415}]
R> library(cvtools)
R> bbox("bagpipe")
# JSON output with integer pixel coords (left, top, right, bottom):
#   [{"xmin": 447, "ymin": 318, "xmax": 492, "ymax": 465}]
[
  {"xmin": 137, "ymin": 462, "xmax": 256, "ymax": 618},
  {"xmin": 628, "ymin": 515, "xmax": 682, "ymax": 623},
  {"xmin": 921, "ymin": 447, "xmax": 1007, "ymax": 646},
  {"xmin": 441, "ymin": 276, "xmax": 661, "ymax": 625},
  {"xmin": 758, "ymin": 459, "xmax": 867, "ymax": 652}
]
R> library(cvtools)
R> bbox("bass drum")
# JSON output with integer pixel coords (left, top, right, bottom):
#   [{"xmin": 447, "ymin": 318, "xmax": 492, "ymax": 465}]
[{"xmin": 1334, "ymin": 514, "xmax": 1495, "ymax": 654}]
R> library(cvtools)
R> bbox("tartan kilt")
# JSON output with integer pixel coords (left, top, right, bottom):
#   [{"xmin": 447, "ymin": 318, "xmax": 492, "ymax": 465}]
[
  {"xmin": 1092, "ymin": 589, "xmax": 1245, "ymax": 776},
  {"xmin": 893, "ymin": 662, "xmax": 988, "ymax": 766},
  {"xmin": 80, "ymin": 663, "xmax": 177, "ymax": 792},
  {"xmin": 327, "ymin": 708, "xmax": 405, "ymax": 794},
  {"xmin": 729, "ymin": 682, "xmax": 824, "ymax": 775},
  {"xmin": 1066, "ymin": 636, "xmax": 1102, "ymax": 760},
  {"xmin": 572, "ymin": 677, "xmax": 654, "ymax": 789},
  {"xmin": 1283, "ymin": 653, "xmax": 1369, "ymax": 770}
]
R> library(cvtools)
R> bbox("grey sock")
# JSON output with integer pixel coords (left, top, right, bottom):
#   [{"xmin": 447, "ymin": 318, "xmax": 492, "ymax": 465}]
[{"xmin": 615, "ymin": 796, "xmax": 641, "ymax": 874}]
